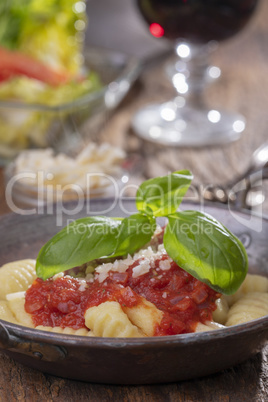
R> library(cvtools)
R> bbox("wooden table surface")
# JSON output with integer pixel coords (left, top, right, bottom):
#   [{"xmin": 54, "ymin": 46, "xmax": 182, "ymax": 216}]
[{"xmin": 0, "ymin": 1, "xmax": 268, "ymax": 401}]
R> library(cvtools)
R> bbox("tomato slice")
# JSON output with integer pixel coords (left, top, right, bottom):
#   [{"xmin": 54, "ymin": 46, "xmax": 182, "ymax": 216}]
[{"xmin": 0, "ymin": 46, "xmax": 70, "ymax": 86}]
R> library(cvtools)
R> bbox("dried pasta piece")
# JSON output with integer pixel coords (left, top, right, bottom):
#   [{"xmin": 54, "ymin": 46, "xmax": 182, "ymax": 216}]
[
  {"xmin": 224, "ymin": 274, "xmax": 268, "ymax": 307},
  {"xmin": 84, "ymin": 301, "xmax": 145, "ymax": 337},
  {"xmin": 195, "ymin": 321, "xmax": 226, "ymax": 332},
  {"xmin": 6, "ymin": 292, "xmax": 34, "ymax": 328},
  {"xmin": 36, "ymin": 326, "xmax": 94, "ymax": 336},
  {"xmin": 122, "ymin": 297, "xmax": 163, "ymax": 337},
  {"xmin": 0, "ymin": 300, "xmax": 19, "ymax": 324},
  {"xmin": 0, "ymin": 260, "xmax": 36, "ymax": 300},
  {"xmin": 226, "ymin": 292, "xmax": 268, "ymax": 326},
  {"xmin": 212, "ymin": 297, "xmax": 229, "ymax": 325}
]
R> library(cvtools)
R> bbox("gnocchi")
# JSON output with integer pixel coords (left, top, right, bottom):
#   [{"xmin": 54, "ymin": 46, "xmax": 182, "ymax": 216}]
[{"xmin": 0, "ymin": 256, "xmax": 267, "ymax": 337}]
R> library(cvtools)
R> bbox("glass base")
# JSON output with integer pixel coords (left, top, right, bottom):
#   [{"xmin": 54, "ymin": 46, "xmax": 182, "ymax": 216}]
[{"xmin": 132, "ymin": 102, "xmax": 246, "ymax": 147}]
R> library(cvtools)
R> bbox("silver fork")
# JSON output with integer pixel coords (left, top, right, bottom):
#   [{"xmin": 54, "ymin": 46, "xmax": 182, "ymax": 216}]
[{"xmin": 201, "ymin": 142, "xmax": 268, "ymax": 209}]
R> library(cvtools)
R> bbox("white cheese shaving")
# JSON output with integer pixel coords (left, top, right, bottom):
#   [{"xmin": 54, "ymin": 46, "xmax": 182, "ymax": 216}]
[
  {"xmin": 95, "ymin": 243, "xmax": 172, "ymax": 283},
  {"xmin": 78, "ymin": 280, "xmax": 88, "ymax": 292},
  {"xmin": 85, "ymin": 273, "xmax": 94, "ymax": 282},
  {"xmin": 159, "ymin": 259, "xmax": 171, "ymax": 271},
  {"xmin": 132, "ymin": 259, "xmax": 151, "ymax": 278},
  {"xmin": 53, "ymin": 272, "xmax": 64, "ymax": 280}
]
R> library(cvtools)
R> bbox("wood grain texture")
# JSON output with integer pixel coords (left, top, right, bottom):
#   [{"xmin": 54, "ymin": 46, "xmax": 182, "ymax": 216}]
[
  {"xmin": 0, "ymin": 346, "xmax": 267, "ymax": 402},
  {"xmin": 0, "ymin": 0, "xmax": 267, "ymax": 400}
]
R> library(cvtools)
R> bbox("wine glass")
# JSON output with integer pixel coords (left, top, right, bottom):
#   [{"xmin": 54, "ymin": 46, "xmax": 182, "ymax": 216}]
[{"xmin": 132, "ymin": 0, "xmax": 260, "ymax": 147}]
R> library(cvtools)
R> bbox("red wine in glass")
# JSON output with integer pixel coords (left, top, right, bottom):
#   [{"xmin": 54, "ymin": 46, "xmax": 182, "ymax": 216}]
[
  {"xmin": 136, "ymin": 0, "xmax": 259, "ymax": 43},
  {"xmin": 132, "ymin": 0, "xmax": 260, "ymax": 147}
]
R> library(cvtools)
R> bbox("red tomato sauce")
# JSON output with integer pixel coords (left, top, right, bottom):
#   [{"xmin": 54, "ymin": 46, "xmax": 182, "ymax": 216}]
[{"xmin": 25, "ymin": 255, "xmax": 221, "ymax": 336}]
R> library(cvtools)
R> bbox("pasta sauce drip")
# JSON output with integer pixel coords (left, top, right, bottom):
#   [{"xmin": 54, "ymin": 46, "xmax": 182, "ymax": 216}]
[{"xmin": 25, "ymin": 255, "xmax": 220, "ymax": 335}]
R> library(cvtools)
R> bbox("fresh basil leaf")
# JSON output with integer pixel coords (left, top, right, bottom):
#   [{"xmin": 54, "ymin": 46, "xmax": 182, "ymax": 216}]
[
  {"xmin": 112, "ymin": 213, "xmax": 156, "ymax": 257},
  {"xmin": 36, "ymin": 214, "xmax": 155, "ymax": 280},
  {"xmin": 164, "ymin": 211, "xmax": 248, "ymax": 295},
  {"xmin": 136, "ymin": 170, "xmax": 193, "ymax": 217},
  {"xmin": 36, "ymin": 216, "xmax": 121, "ymax": 280}
]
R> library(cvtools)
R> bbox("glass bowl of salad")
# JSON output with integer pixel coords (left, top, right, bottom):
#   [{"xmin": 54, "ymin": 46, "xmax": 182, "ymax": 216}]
[
  {"xmin": 0, "ymin": 46, "xmax": 139, "ymax": 164},
  {"xmin": 0, "ymin": 1, "xmax": 139, "ymax": 163}
]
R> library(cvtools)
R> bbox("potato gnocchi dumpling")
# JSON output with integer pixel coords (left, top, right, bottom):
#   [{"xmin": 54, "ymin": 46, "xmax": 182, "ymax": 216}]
[
  {"xmin": 223, "ymin": 274, "xmax": 268, "ymax": 307},
  {"xmin": 0, "ymin": 260, "xmax": 36, "ymax": 300},
  {"xmin": 122, "ymin": 297, "xmax": 163, "ymax": 337},
  {"xmin": 225, "ymin": 292, "xmax": 268, "ymax": 326},
  {"xmin": 212, "ymin": 297, "xmax": 229, "ymax": 325},
  {"xmin": 0, "ymin": 259, "xmax": 267, "ymax": 337},
  {"xmin": 6, "ymin": 292, "xmax": 34, "ymax": 328},
  {"xmin": 85, "ymin": 301, "xmax": 144, "ymax": 338},
  {"xmin": 0, "ymin": 301, "xmax": 19, "ymax": 325},
  {"xmin": 36, "ymin": 326, "xmax": 94, "ymax": 336}
]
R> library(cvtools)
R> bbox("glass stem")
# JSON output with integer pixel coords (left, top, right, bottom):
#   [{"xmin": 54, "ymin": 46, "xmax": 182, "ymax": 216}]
[{"xmin": 165, "ymin": 41, "xmax": 221, "ymax": 106}]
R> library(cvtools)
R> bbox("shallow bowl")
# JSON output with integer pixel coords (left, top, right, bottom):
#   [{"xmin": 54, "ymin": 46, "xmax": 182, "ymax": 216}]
[{"xmin": 0, "ymin": 199, "xmax": 267, "ymax": 384}]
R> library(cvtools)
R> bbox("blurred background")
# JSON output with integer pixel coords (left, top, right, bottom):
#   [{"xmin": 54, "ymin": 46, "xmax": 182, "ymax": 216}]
[
  {"xmin": 0, "ymin": 0, "xmax": 267, "ymax": 213},
  {"xmin": 86, "ymin": 0, "xmax": 268, "ymax": 211},
  {"xmin": 85, "ymin": 0, "xmax": 171, "ymax": 58}
]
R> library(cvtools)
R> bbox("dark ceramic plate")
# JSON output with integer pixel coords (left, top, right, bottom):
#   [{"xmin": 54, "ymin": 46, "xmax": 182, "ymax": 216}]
[{"xmin": 0, "ymin": 199, "xmax": 267, "ymax": 385}]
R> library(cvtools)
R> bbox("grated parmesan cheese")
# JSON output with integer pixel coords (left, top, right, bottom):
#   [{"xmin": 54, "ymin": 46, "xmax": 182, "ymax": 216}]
[
  {"xmin": 159, "ymin": 259, "xmax": 171, "ymax": 271},
  {"xmin": 95, "ymin": 243, "xmax": 172, "ymax": 283},
  {"xmin": 78, "ymin": 280, "xmax": 88, "ymax": 292},
  {"xmin": 53, "ymin": 272, "xmax": 64, "ymax": 280},
  {"xmin": 132, "ymin": 259, "xmax": 151, "ymax": 278}
]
